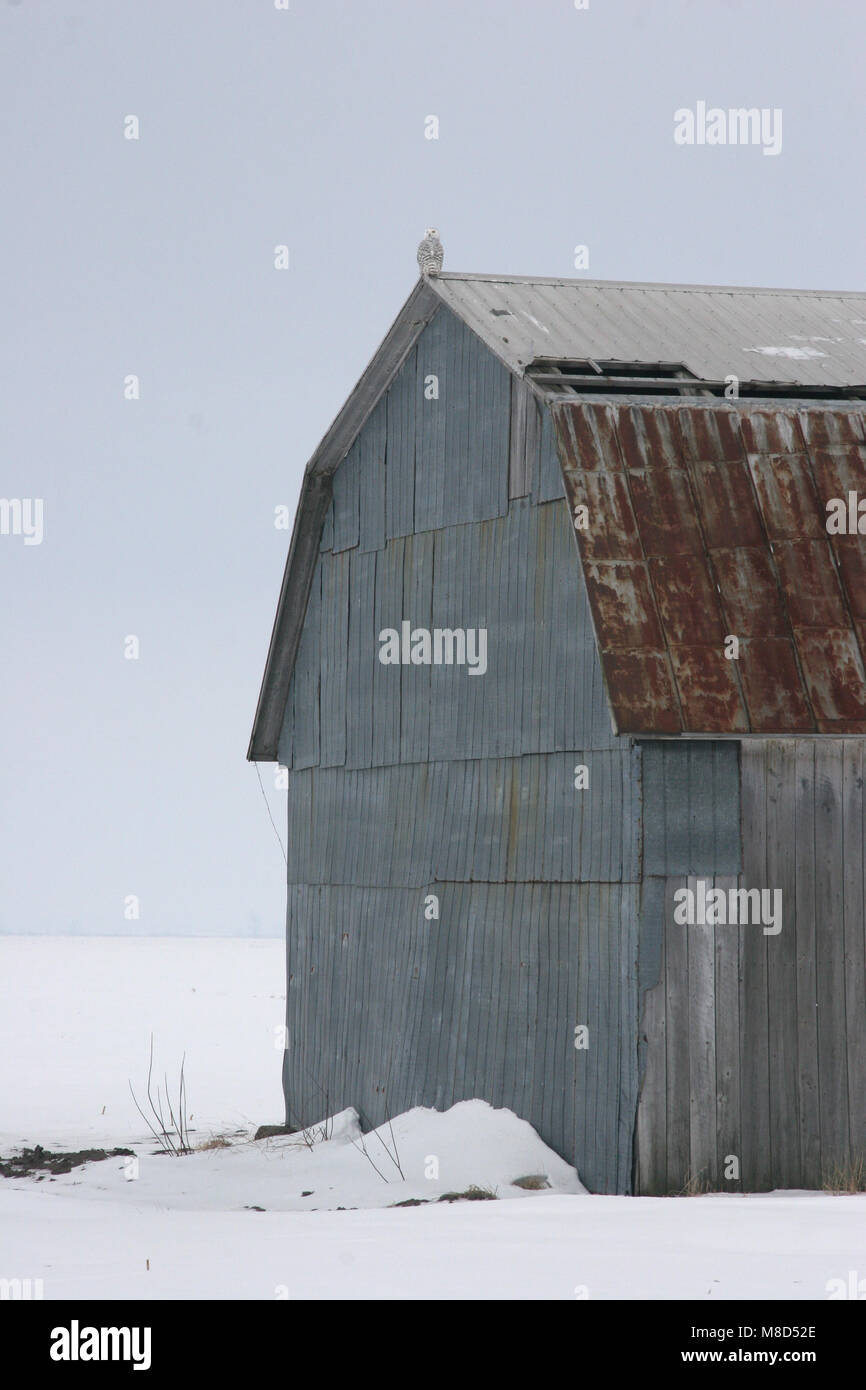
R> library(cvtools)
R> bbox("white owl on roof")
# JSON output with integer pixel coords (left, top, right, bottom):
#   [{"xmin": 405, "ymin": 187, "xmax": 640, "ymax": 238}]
[{"xmin": 417, "ymin": 229, "xmax": 444, "ymax": 277}]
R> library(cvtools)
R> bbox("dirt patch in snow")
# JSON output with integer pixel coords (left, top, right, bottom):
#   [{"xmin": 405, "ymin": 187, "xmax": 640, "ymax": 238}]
[{"xmin": 0, "ymin": 1143, "xmax": 135, "ymax": 1178}]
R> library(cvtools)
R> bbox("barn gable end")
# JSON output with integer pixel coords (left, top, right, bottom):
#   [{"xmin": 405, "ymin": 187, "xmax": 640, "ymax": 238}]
[{"xmin": 273, "ymin": 302, "xmax": 642, "ymax": 1194}]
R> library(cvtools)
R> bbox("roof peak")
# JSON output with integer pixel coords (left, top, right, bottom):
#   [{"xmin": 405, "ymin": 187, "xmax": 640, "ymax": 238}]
[{"xmin": 433, "ymin": 272, "xmax": 866, "ymax": 298}]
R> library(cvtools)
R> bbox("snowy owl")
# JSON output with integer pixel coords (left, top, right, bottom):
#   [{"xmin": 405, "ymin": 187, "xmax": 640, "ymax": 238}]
[{"xmin": 417, "ymin": 229, "xmax": 444, "ymax": 276}]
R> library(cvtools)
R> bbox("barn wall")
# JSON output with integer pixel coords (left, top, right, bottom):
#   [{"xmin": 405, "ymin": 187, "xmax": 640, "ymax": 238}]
[
  {"xmin": 278, "ymin": 307, "xmax": 641, "ymax": 1193},
  {"xmin": 286, "ymin": 881, "xmax": 638, "ymax": 1195},
  {"xmin": 635, "ymin": 737, "xmax": 866, "ymax": 1193}
]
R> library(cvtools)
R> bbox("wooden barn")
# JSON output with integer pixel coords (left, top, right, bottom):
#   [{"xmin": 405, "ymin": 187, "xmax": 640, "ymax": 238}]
[{"xmin": 249, "ymin": 270, "xmax": 866, "ymax": 1194}]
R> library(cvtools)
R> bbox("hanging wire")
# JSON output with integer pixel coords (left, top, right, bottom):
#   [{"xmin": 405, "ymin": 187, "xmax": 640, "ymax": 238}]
[{"xmin": 254, "ymin": 762, "xmax": 288, "ymax": 867}]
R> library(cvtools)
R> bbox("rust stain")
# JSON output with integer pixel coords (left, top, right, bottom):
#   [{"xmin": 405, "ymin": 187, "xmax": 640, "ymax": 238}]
[
  {"xmin": 556, "ymin": 400, "xmax": 624, "ymax": 470},
  {"xmin": 746, "ymin": 453, "xmax": 825, "ymax": 539},
  {"xmin": 616, "ymin": 403, "xmax": 684, "ymax": 470},
  {"xmin": 628, "ymin": 469, "xmax": 703, "ymax": 555},
  {"xmin": 795, "ymin": 629, "xmax": 866, "ymax": 722},
  {"xmin": 739, "ymin": 407, "xmax": 805, "ymax": 456},
  {"xmin": 601, "ymin": 650, "xmax": 681, "ymax": 733},
  {"xmin": 667, "ymin": 645, "xmax": 748, "ymax": 733},
  {"xmin": 677, "ymin": 406, "xmax": 743, "ymax": 463},
  {"xmin": 736, "ymin": 638, "xmax": 813, "ymax": 733},
  {"xmin": 711, "ymin": 547, "xmax": 788, "ymax": 636},
  {"xmin": 830, "ymin": 537, "xmax": 866, "ymax": 621},
  {"xmin": 649, "ymin": 555, "xmax": 725, "ymax": 646},
  {"xmin": 584, "ymin": 560, "xmax": 663, "ymax": 648},
  {"xmin": 773, "ymin": 540, "xmax": 847, "ymax": 628},
  {"xmin": 808, "ymin": 445, "xmax": 866, "ymax": 512},
  {"xmin": 689, "ymin": 459, "xmax": 764, "ymax": 548},
  {"xmin": 798, "ymin": 408, "xmax": 866, "ymax": 449},
  {"xmin": 562, "ymin": 468, "xmax": 642, "ymax": 561}
]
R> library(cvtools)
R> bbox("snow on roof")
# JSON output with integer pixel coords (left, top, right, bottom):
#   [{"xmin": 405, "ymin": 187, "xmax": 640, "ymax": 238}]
[{"xmin": 433, "ymin": 273, "xmax": 866, "ymax": 386}]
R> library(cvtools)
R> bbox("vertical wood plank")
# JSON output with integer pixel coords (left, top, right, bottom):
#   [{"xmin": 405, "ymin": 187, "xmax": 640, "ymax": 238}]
[
  {"xmin": 332, "ymin": 442, "xmax": 360, "ymax": 552},
  {"xmin": 794, "ymin": 740, "xmax": 821, "ymax": 1186},
  {"xmin": 665, "ymin": 875, "xmax": 691, "ymax": 1193},
  {"xmin": 740, "ymin": 740, "xmax": 772, "ymax": 1190},
  {"xmin": 358, "ymin": 396, "xmax": 386, "ymax": 554},
  {"xmin": 764, "ymin": 739, "xmax": 801, "ymax": 1187},
  {"xmin": 290, "ymin": 559, "xmax": 321, "ymax": 770},
  {"xmin": 814, "ymin": 740, "xmax": 849, "ymax": 1177},
  {"xmin": 386, "ymin": 349, "xmax": 416, "ymax": 540},
  {"xmin": 688, "ymin": 873, "xmax": 718, "ymax": 1188},
  {"xmin": 319, "ymin": 551, "xmax": 348, "ymax": 767},
  {"xmin": 618, "ymin": 883, "xmax": 639, "ymax": 1193},
  {"xmin": 843, "ymin": 741, "xmax": 866, "ymax": 1159},
  {"xmin": 714, "ymin": 874, "xmax": 741, "ymax": 1190},
  {"xmin": 372, "ymin": 539, "xmax": 403, "ymax": 767},
  {"xmin": 509, "ymin": 376, "xmax": 529, "ymax": 499},
  {"xmin": 346, "ymin": 549, "xmax": 375, "ymax": 770}
]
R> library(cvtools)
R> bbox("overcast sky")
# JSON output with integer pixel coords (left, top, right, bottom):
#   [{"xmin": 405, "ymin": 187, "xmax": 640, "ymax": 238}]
[{"xmin": 2, "ymin": 0, "xmax": 865, "ymax": 936}]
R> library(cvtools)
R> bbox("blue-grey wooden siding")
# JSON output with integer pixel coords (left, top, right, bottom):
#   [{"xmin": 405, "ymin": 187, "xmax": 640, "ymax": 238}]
[
  {"xmin": 285, "ymin": 753, "xmax": 639, "ymax": 887},
  {"xmin": 277, "ymin": 306, "xmax": 640, "ymax": 1193},
  {"xmin": 284, "ymin": 881, "xmax": 638, "ymax": 1196},
  {"xmin": 281, "ymin": 497, "xmax": 615, "ymax": 769}
]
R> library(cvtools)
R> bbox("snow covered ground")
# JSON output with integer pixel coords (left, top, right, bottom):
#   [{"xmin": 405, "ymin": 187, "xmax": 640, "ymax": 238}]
[{"xmin": 2, "ymin": 935, "xmax": 865, "ymax": 1300}]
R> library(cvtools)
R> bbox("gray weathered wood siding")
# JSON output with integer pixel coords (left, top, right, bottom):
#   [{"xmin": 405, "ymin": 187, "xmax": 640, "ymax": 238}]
[
  {"xmin": 634, "ymin": 740, "xmax": 742, "ymax": 1195},
  {"xmin": 635, "ymin": 737, "xmax": 866, "ymax": 1193},
  {"xmin": 278, "ymin": 306, "xmax": 641, "ymax": 1192}
]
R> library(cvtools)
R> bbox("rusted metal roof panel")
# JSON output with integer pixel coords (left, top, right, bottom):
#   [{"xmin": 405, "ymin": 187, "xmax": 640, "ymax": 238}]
[
  {"xmin": 552, "ymin": 399, "xmax": 866, "ymax": 735},
  {"xmin": 667, "ymin": 645, "xmax": 748, "ymax": 733}
]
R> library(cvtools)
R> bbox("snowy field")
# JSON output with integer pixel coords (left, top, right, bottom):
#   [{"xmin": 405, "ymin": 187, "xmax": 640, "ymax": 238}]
[{"xmin": 2, "ymin": 935, "xmax": 865, "ymax": 1300}]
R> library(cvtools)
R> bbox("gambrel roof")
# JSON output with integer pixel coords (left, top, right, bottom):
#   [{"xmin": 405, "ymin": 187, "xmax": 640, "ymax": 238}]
[{"xmin": 249, "ymin": 273, "xmax": 866, "ymax": 760}]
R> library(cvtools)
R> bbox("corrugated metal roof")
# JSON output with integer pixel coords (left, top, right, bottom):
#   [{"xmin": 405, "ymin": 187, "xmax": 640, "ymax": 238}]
[
  {"xmin": 553, "ymin": 399, "xmax": 866, "ymax": 735},
  {"xmin": 433, "ymin": 274, "xmax": 866, "ymax": 387}
]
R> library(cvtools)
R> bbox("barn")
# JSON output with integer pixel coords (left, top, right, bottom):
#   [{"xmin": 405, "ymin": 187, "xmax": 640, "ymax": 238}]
[{"xmin": 249, "ymin": 270, "xmax": 866, "ymax": 1194}]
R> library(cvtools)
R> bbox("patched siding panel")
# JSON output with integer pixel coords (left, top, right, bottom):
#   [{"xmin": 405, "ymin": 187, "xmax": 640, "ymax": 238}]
[
  {"xmin": 642, "ymin": 741, "xmax": 741, "ymax": 876},
  {"xmin": 285, "ymin": 751, "xmax": 637, "ymax": 887}
]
